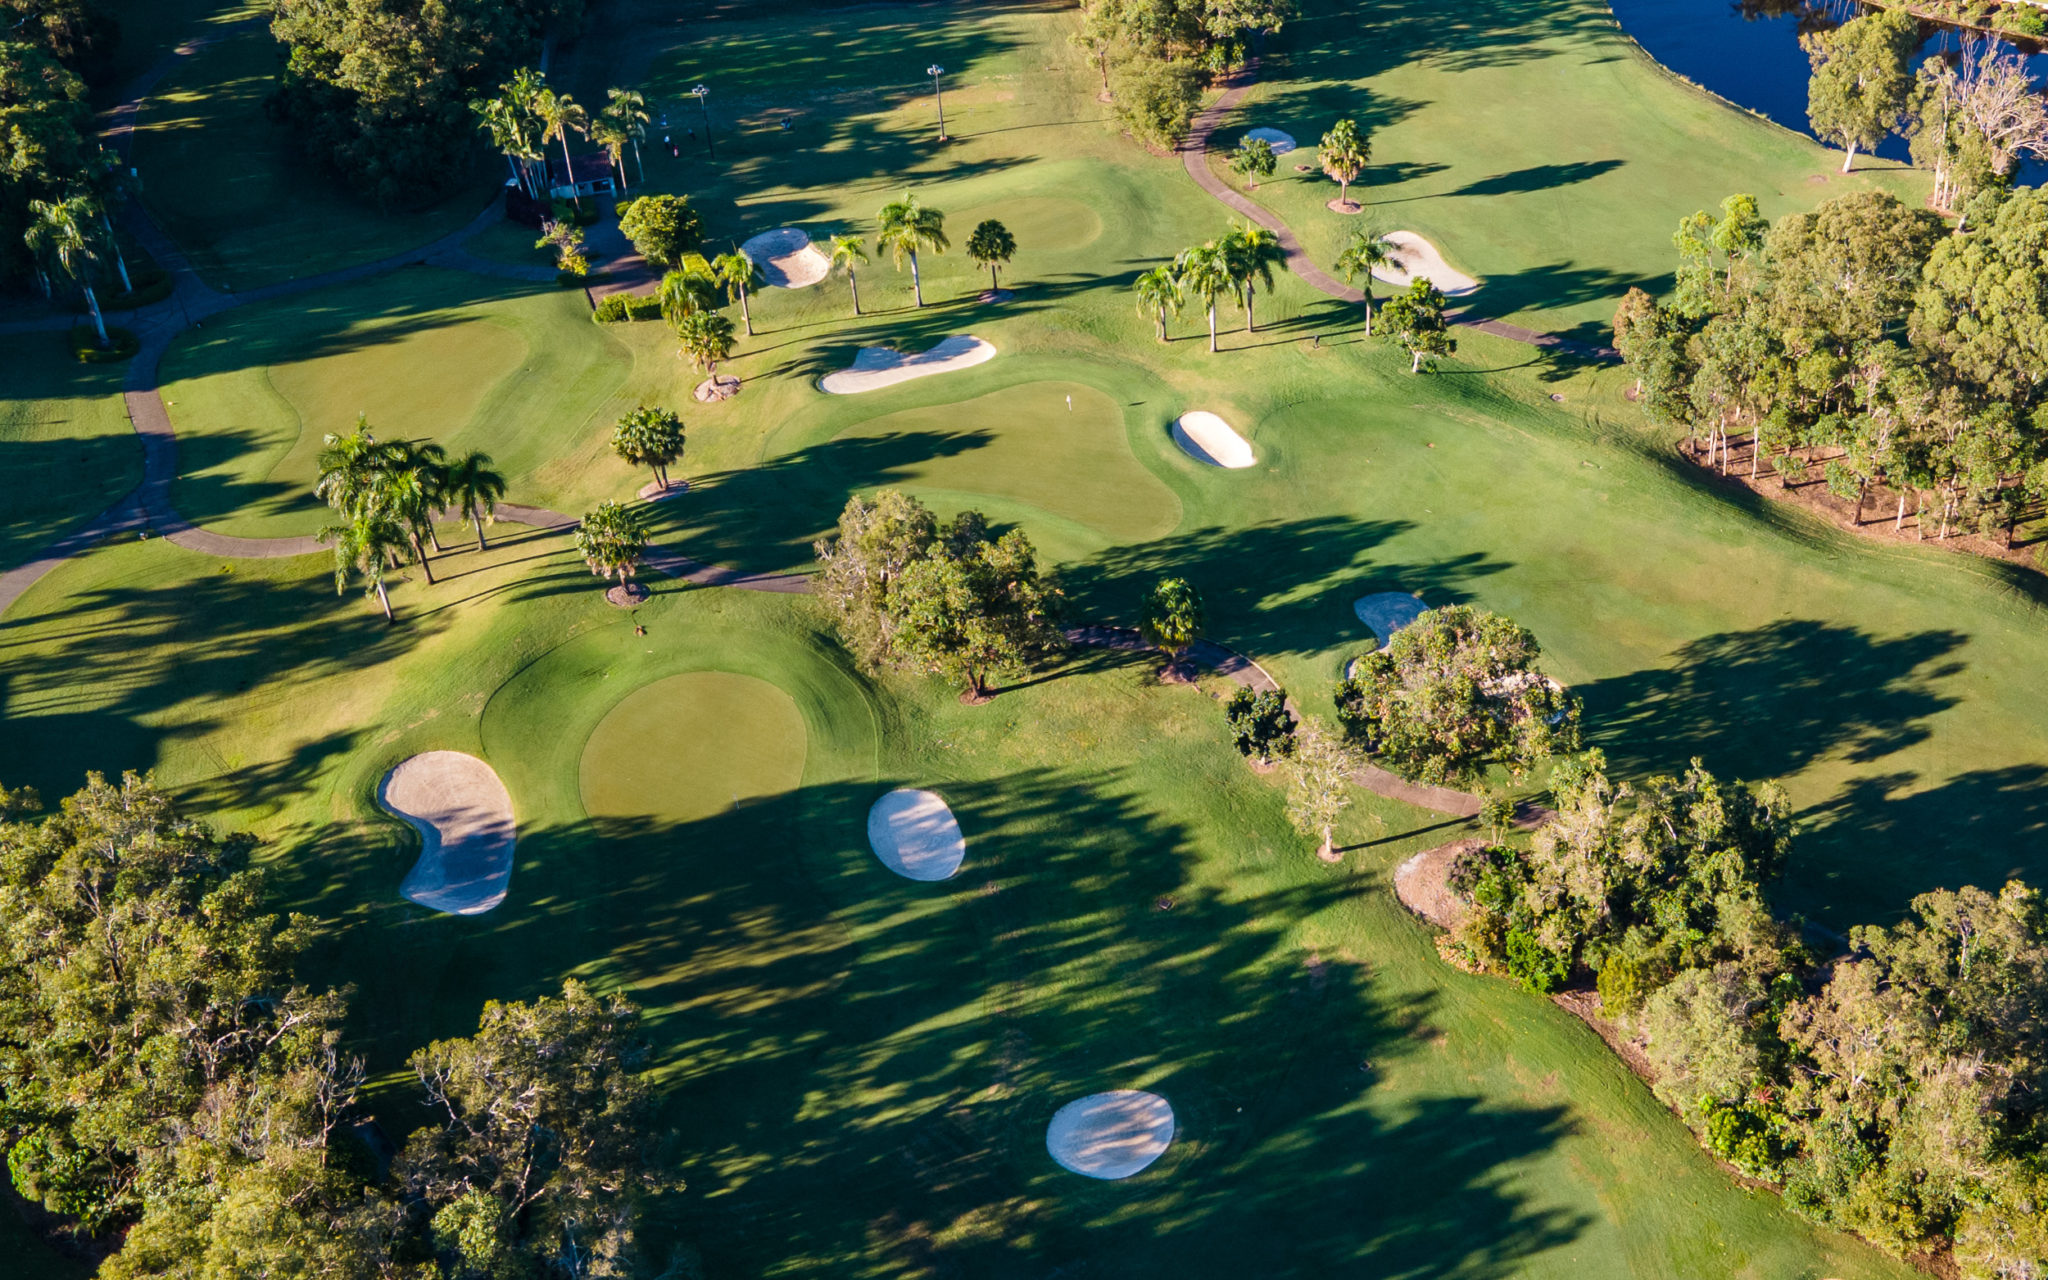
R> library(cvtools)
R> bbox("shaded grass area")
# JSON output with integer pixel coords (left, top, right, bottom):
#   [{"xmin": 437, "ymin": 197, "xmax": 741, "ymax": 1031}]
[
  {"xmin": 127, "ymin": 27, "xmax": 499, "ymax": 290},
  {"xmin": 0, "ymin": 331, "xmax": 142, "ymax": 572},
  {"xmin": 160, "ymin": 268, "xmax": 637, "ymax": 538}
]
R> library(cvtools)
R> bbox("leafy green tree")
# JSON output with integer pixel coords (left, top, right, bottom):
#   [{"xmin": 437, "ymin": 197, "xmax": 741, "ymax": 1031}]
[
  {"xmin": 536, "ymin": 217, "xmax": 589, "ymax": 276},
  {"xmin": 574, "ymin": 499, "xmax": 649, "ymax": 592},
  {"xmin": 1139, "ymin": 575, "xmax": 1204, "ymax": 662},
  {"xmin": 1767, "ymin": 191, "xmax": 1939, "ymax": 343},
  {"xmin": 1230, "ymin": 134, "xmax": 1276, "ymax": 189},
  {"xmin": 813, "ymin": 489, "xmax": 940, "ymax": 668},
  {"xmin": 1319, "ymin": 116, "xmax": 1369, "ymax": 208},
  {"xmin": 600, "ymin": 86, "xmax": 649, "ymax": 187},
  {"xmin": 1375, "ymin": 277, "xmax": 1456, "ymax": 373},
  {"xmin": 890, "ymin": 516, "xmax": 1062, "ymax": 700},
  {"xmin": 611, "ymin": 404, "xmax": 685, "ymax": 490},
  {"xmin": 1334, "ymin": 604, "xmax": 1578, "ymax": 786},
  {"xmin": 533, "ymin": 84, "xmax": 589, "ymax": 210},
  {"xmin": 1109, "ymin": 56, "xmax": 1201, "ymax": 148},
  {"xmin": 1801, "ymin": 9, "xmax": 1916, "ymax": 172},
  {"xmin": 444, "ymin": 449, "xmax": 507, "ymax": 550},
  {"xmin": 1225, "ymin": 685, "xmax": 1296, "ymax": 764},
  {"xmin": 471, "ymin": 68, "xmax": 547, "ymax": 195},
  {"xmin": 1221, "ymin": 219, "xmax": 1284, "ymax": 333},
  {"xmin": 1285, "ymin": 716, "xmax": 1354, "ymax": 861},
  {"xmin": 711, "ymin": 247, "xmax": 765, "ymax": 335},
  {"xmin": 675, "ymin": 309, "xmax": 736, "ymax": 372},
  {"xmin": 618, "ymin": 193, "xmax": 704, "ymax": 269},
  {"xmin": 25, "ymin": 191, "xmax": 108, "ymax": 344},
  {"xmin": 828, "ymin": 230, "xmax": 868, "ymax": 315},
  {"xmin": 966, "ymin": 217, "xmax": 1017, "ymax": 292},
  {"xmin": 1173, "ymin": 240, "xmax": 1233, "ymax": 353},
  {"xmin": 1612, "ymin": 286, "xmax": 1694, "ymax": 423},
  {"xmin": 877, "ymin": 192, "xmax": 948, "ymax": 307},
  {"xmin": 1334, "ymin": 226, "xmax": 1392, "ymax": 334},
  {"xmin": 1133, "ymin": 263, "xmax": 1182, "ymax": 341},
  {"xmin": 0, "ymin": 39, "xmax": 94, "ymax": 290},
  {"xmin": 1910, "ymin": 188, "xmax": 2048, "ymax": 406}
]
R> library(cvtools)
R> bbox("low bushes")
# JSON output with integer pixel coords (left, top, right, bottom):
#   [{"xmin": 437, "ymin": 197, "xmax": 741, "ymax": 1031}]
[{"xmin": 592, "ymin": 293, "xmax": 663, "ymax": 323}]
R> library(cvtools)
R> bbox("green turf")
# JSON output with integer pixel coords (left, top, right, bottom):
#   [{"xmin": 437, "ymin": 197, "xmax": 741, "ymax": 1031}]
[
  {"xmin": 0, "ymin": 331, "xmax": 143, "ymax": 572},
  {"xmin": 127, "ymin": 27, "xmax": 499, "ymax": 291},
  {"xmin": 160, "ymin": 268, "xmax": 641, "ymax": 537},
  {"xmin": 579, "ymin": 670, "xmax": 811, "ymax": 822}
]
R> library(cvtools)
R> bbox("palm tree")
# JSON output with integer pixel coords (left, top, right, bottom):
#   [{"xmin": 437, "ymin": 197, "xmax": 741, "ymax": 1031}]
[
  {"xmin": 710, "ymin": 249, "xmax": 765, "ymax": 336},
  {"xmin": 575, "ymin": 500, "xmax": 650, "ymax": 594},
  {"xmin": 534, "ymin": 87, "xmax": 590, "ymax": 211},
  {"xmin": 473, "ymin": 68, "xmax": 548, "ymax": 196},
  {"xmin": 601, "ymin": 87, "xmax": 649, "ymax": 187},
  {"xmin": 675, "ymin": 311, "xmax": 736, "ymax": 372},
  {"xmin": 315, "ymin": 417, "xmax": 391, "ymax": 519},
  {"xmin": 444, "ymin": 450, "xmax": 508, "ymax": 551},
  {"xmin": 876, "ymin": 193, "xmax": 948, "ymax": 307},
  {"xmin": 1334, "ymin": 227, "xmax": 1394, "ymax": 335},
  {"xmin": 1222, "ymin": 221, "xmax": 1284, "ymax": 333},
  {"xmin": 1319, "ymin": 118, "xmax": 1370, "ymax": 210},
  {"xmin": 656, "ymin": 257, "xmax": 718, "ymax": 323},
  {"xmin": 966, "ymin": 218, "xmax": 1016, "ymax": 293},
  {"xmin": 1133, "ymin": 264, "xmax": 1182, "ymax": 342},
  {"xmin": 1174, "ymin": 242, "xmax": 1233, "ymax": 354},
  {"xmin": 322, "ymin": 512, "xmax": 409, "ymax": 623},
  {"xmin": 391, "ymin": 438, "xmax": 449, "ymax": 552},
  {"xmin": 611, "ymin": 405, "xmax": 685, "ymax": 490},
  {"xmin": 26, "ymin": 194, "xmax": 110, "ymax": 345},
  {"xmin": 380, "ymin": 464, "xmax": 440, "ymax": 584},
  {"xmin": 588, "ymin": 115, "xmax": 630, "ymax": 195},
  {"xmin": 828, "ymin": 232, "xmax": 868, "ymax": 315}
]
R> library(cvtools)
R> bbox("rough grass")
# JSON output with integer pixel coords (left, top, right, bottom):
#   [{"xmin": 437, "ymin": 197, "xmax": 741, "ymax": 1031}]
[
  {"xmin": 0, "ymin": 331, "xmax": 142, "ymax": 572},
  {"xmin": 578, "ymin": 670, "xmax": 812, "ymax": 822}
]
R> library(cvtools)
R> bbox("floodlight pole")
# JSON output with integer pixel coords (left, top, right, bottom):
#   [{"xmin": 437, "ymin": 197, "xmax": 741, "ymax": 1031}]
[
  {"xmin": 928, "ymin": 64, "xmax": 947, "ymax": 141},
  {"xmin": 692, "ymin": 84, "xmax": 714, "ymax": 160}
]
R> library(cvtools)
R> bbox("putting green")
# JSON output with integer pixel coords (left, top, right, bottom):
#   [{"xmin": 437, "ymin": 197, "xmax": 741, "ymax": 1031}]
[
  {"xmin": 578, "ymin": 672, "xmax": 809, "ymax": 823},
  {"xmin": 954, "ymin": 197, "xmax": 1103, "ymax": 254},
  {"xmin": 829, "ymin": 380, "xmax": 1179, "ymax": 542}
]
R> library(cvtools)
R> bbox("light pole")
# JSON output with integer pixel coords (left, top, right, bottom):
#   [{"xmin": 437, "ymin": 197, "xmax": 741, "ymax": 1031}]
[
  {"xmin": 692, "ymin": 84, "xmax": 713, "ymax": 160},
  {"xmin": 927, "ymin": 64, "xmax": 947, "ymax": 141}
]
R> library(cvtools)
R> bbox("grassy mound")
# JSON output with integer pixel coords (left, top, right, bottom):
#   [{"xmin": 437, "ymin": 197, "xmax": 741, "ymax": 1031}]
[{"xmin": 579, "ymin": 671, "xmax": 810, "ymax": 822}]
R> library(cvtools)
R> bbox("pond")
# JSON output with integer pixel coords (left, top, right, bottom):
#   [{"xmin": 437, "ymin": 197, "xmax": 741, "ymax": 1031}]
[{"xmin": 1606, "ymin": 0, "xmax": 2047, "ymax": 184}]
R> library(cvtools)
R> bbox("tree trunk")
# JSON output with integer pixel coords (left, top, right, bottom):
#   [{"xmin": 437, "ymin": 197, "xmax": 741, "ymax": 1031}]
[
  {"xmin": 1339, "ymin": 175, "xmax": 1350, "ymax": 205},
  {"xmin": 84, "ymin": 286, "xmax": 107, "ymax": 346},
  {"xmin": 1841, "ymin": 141, "xmax": 1857, "ymax": 174},
  {"xmin": 910, "ymin": 251, "xmax": 923, "ymax": 307},
  {"xmin": 560, "ymin": 132, "xmax": 582, "ymax": 210},
  {"xmin": 473, "ymin": 513, "xmax": 489, "ymax": 551},
  {"xmin": 412, "ymin": 535, "xmax": 435, "ymax": 584},
  {"xmin": 632, "ymin": 138, "xmax": 643, "ymax": 183},
  {"xmin": 1207, "ymin": 302, "xmax": 1217, "ymax": 353},
  {"xmin": 1245, "ymin": 288, "xmax": 1255, "ymax": 334},
  {"xmin": 1855, "ymin": 479, "xmax": 1868, "ymax": 526},
  {"xmin": 428, "ymin": 521, "xmax": 444, "ymax": 553},
  {"xmin": 1750, "ymin": 432, "xmax": 1760, "ymax": 479},
  {"xmin": 849, "ymin": 269, "xmax": 860, "ymax": 316},
  {"xmin": 102, "ymin": 217, "xmax": 132, "ymax": 293},
  {"xmin": 376, "ymin": 581, "xmax": 393, "ymax": 622},
  {"xmin": 1156, "ymin": 305, "xmax": 1167, "ymax": 342},
  {"xmin": 1896, "ymin": 491, "xmax": 1907, "ymax": 530},
  {"xmin": 1410, "ymin": 348, "xmax": 1422, "ymax": 374},
  {"xmin": 738, "ymin": 286, "xmax": 752, "ymax": 336},
  {"xmin": 1364, "ymin": 299, "xmax": 1373, "ymax": 337}
]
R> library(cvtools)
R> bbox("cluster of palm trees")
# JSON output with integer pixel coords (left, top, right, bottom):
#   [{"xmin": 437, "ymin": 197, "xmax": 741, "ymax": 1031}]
[
  {"xmin": 471, "ymin": 68, "xmax": 650, "ymax": 205},
  {"xmin": 24, "ymin": 181, "xmax": 138, "ymax": 347},
  {"xmin": 812, "ymin": 195, "xmax": 1012, "ymax": 316},
  {"xmin": 1132, "ymin": 220, "xmax": 1287, "ymax": 352},
  {"xmin": 314, "ymin": 421, "xmax": 507, "ymax": 622},
  {"xmin": 654, "ymin": 249, "xmax": 758, "ymax": 371}
]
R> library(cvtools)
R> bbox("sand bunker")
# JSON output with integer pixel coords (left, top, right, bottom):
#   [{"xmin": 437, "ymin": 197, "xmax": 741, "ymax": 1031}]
[
  {"xmin": 819, "ymin": 335, "xmax": 996, "ymax": 395},
  {"xmin": 1354, "ymin": 592, "xmax": 1427, "ymax": 649},
  {"xmin": 867, "ymin": 788, "xmax": 966, "ymax": 881},
  {"xmin": 1244, "ymin": 126, "xmax": 1297, "ymax": 155},
  {"xmin": 1370, "ymin": 231, "xmax": 1480, "ymax": 297},
  {"xmin": 380, "ymin": 751, "xmax": 516, "ymax": 915},
  {"xmin": 1047, "ymin": 1091, "xmax": 1177, "ymax": 1179},
  {"xmin": 740, "ymin": 226, "xmax": 829, "ymax": 289},
  {"xmin": 1171, "ymin": 411, "xmax": 1256, "ymax": 469}
]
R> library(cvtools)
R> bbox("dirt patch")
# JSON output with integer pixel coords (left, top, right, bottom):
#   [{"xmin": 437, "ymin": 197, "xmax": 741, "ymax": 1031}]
[
  {"xmin": 606, "ymin": 582, "xmax": 650, "ymax": 607},
  {"xmin": 694, "ymin": 374, "xmax": 741, "ymax": 402},
  {"xmin": 1550, "ymin": 988, "xmax": 1659, "ymax": 1085},
  {"xmin": 1325, "ymin": 198, "xmax": 1365, "ymax": 215},
  {"xmin": 1393, "ymin": 838, "xmax": 1479, "ymax": 929}
]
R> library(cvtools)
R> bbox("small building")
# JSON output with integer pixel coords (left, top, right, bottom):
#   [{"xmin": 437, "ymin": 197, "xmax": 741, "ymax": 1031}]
[{"xmin": 546, "ymin": 151, "xmax": 617, "ymax": 200}]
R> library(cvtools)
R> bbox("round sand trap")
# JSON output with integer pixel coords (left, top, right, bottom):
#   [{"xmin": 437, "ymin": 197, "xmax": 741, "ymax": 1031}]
[
  {"xmin": 380, "ymin": 751, "xmax": 516, "ymax": 916},
  {"xmin": 867, "ymin": 788, "xmax": 966, "ymax": 881},
  {"xmin": 1371, "ymin": 231, "xmax": 1480, "ymax": 297},
  {"xmin": 1244, "ymin": 126, "xmax": 1297, "ymax": 155},
  {"xmin": 1354, "ymin": 592, "xmax": 1426, "ymax": 648},
  {"xmin": 819, "ymin": 335, "xmax": 996, "ymax": 395},
  {"xmin": 1171, "ymin": 411, "xmax": 1255, "ymax": 469},
  {"xmin": 1047, "ymin": 1091, "xmax": 1176, "ymax": 1179},
  {"xmin": 739, "ymin": 227, "xmax": 829, "ymax": 289}
]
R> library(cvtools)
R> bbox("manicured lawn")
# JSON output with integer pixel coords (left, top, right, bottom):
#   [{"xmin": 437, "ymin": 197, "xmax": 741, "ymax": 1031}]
[
  {"xmin": 160, "ymin": 269, "xmax": 642, "ymax": 538},
  {"xmin": 0, "ymin": 332, "xmax": 142, "ymax": 571},
  {"xmin": 127, "ymin": 27, "xmax": 499, "ymax": 290},
  {"xmin": 579, "ymin": 670, "xmax": 812, "ymax": 821}
]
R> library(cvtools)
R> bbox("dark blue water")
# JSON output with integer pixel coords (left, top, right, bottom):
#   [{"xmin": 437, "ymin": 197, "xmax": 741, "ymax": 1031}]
[{"xmin": 1607, "ymin": 0, "xmax": 2046, "ymax": 184}]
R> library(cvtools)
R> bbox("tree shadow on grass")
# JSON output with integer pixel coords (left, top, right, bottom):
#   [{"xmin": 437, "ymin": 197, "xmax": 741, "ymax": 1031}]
[{"xmin": 309, "ymin": 764, "xmax": 1588, "ymax": 1278}]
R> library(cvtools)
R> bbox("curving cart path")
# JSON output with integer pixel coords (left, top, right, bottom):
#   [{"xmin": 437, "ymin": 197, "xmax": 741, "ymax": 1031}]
[{"xmin": 1179, "ymin": 63, "xmax": 1613, "ymax": 359}]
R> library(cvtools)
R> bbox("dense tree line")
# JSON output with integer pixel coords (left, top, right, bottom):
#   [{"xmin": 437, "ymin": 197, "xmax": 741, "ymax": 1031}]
[
  {"xmin": 267, "ymin": 0, "xmax": 589, "ymax": 207},
  {"xmin": 0, "ymin": 774, "xmax": 671, "ymax": 1278},
  {"xmin": 1074, "ymin": 0, "xmax": 1292, "ymax": 145},
  {"xmin": 1615, "ymin": 184, "xmax": 2048, "ymax": 549}
]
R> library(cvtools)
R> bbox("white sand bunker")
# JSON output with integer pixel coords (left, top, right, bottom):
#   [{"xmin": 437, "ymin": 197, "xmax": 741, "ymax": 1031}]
[
  {"xmin": 1244, "ymin": 126, "xmax": 1297, "ymax": 155},
  {"xmin": 1047, "ymin": 1091, "xmax": 1177, "ymax": 1179},
  {"xmin": 1370, "ymin": 231, "xmax": 1480, "ymax": 297},
  {"xmin": 867, "ymin": 788, "xmax": 966, "ymax": 881},
  {"xmin": 1172, "ymin": 411, "xmax": 1256, "ymax": 469},
  {"xmin": 740, "ymin": 226, "xmax": 829, "ymax": 289},
  {"xmin": 1354, "ymin": 592, "xmax": 1426, "ymax": 649},
  {"xmin": 380, "ymin": 751, "xmax": 516, "ymax": 915},
  {"xmin": 819, "ymin": 335, "xmax": 996, "ymax": 395}
]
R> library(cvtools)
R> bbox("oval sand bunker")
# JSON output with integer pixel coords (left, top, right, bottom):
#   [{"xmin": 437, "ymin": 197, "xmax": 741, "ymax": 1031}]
[
  {"xmin": 1371, "ymin": 231, "xmax": 1480, "ymax": 297},
  {"xmin": 381, "ymin": 751, "xmax": 516, "ymax": 916},
  {"xmin": 867, "ymin": 788, "xmax": 966, "ymax": 881},
  {"xmin": 1047, "ymin": 1091, "xmax": 1177, "ymax": 1179},
  {"xmin": 1244, "ymin": 126, "xmax": 1297, "ymax": 154},
  {"xmin": 1354, "ymin": 592, "xmax": 1426, "ymax": 649},
  {"xmin": 1172, "ymin": 411, "xmax": 1255, "ymax": 469},
  {"xmin": 819, "ymin": 335, "xmax": 996, "ymax": 394},
  {"xmin": 740, "ymin": 226, "xmax": 829, "ymax": 289}
]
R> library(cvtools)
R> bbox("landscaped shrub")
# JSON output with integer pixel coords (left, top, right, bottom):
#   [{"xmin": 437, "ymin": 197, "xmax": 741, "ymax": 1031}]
[
  {"xmin": 592, "ymin": 294, "xmax": 662, "ymax": 323},
  {"xmin": 1502, "ymin": 928, "xmax": 1569, "ymax": 993}
]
